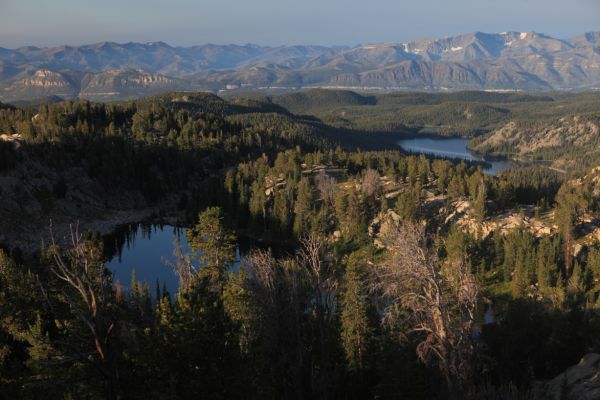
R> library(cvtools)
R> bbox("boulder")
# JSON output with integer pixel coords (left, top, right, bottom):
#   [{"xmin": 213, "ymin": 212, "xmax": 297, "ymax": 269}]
[{"xmin": 537, "ymin": 353, "xmax": 600, "ymax": 400}]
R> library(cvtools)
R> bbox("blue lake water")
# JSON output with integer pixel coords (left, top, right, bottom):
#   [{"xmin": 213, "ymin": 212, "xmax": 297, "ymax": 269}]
[
  {"xmin": 105, "ymin": 224, "xmax": 245, "ymax": 296},
  {"xmin": 105, "ymin": 224, "xmax": 189, "ymax": 296},
  {"xmin": 104, "ymin": 223, "xmax": 282, "ymax": 296},
  {"xmin": 397, "ymin": 137, "xmax": 512, "ymax": 175}
]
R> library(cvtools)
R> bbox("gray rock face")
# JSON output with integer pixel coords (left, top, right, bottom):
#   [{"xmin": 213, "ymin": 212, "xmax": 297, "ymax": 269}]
[{"xmin": 537, "ymin": 353, "xmax": 600, "ymax": 400}]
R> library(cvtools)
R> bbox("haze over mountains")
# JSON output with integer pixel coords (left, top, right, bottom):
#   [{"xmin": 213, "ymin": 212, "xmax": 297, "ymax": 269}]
[{"xmin": 1, "ymin": 31, "xmax": 599, "ymax": 101}]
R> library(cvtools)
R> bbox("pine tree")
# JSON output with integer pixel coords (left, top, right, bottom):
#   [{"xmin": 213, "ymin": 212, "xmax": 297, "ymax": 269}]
[
  {"xmin": 273, "ymin": 186, "xmax": 292, "ymax": 236},
  {"xmin": 472, "ymin": 176, "xmax": 487, "ymax": 222},
  {"xmin": 186, "ymin": 207, "xmax": 236, "ymax": 288},
  {"xmin": 345, "ymin": 189, "xmax": 363, "ymax": 240},
  {"xmin": 294, "ymin": 177, "xmax": 313, "ymax": 236},
  {"xmin": 448, "ymin": 174, "xmax": 466, "ymax": 198},
  {"xmin": 250, "ymin": 180, "xmax": 267, "ymax": 229},
  {"xmin": 555, "ymin": 184, "xmax": 588, "ymax": 278},
  {"xmin": 504, "ymin": 229, "xmax": 535, "ymax": 297},
  {"xmin": 568, "ymin": 262, "xmax": 584, "ymax": 294},
  {"xmin": 167, "ymin": 275, "xmax": 244, "ymax": 398},
  {"xmin": 588, "ymin": 247, "xmax": 600, "ymax": 282},
  {"xmin": 341, "ymin": 249, "xmax": 374, "ymax": 371},
  {"xmin": 536, "ymin": 236, "xmax": 558, "ymax": 291},
  {"xmin": 444, "ymin": 224, "xmax": 471, "ymax": 266}
]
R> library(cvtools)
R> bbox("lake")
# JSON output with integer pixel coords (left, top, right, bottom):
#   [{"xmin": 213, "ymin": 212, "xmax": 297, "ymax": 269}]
[
  {"xmin": 104, "ymin": 136, "xmax": 509, "ymax": 295},
  {"xmin": 397, "ymin": 136, "xmax": 512, "ymax": 175},
  {"xmin": 104, "ymin": 224, "xmax": 190, "ymax": 296},
  {"xmin": 104, "ymin": 223, "xmax": 256, "ymax": 296}
]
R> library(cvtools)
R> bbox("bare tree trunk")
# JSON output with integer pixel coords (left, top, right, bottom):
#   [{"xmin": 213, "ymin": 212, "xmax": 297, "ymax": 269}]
[
  {"xmin": 48, "ymin": 225, "xmax": 118, "ymax": 399},
  {"xmin": 299, "ymin": 233, "xmax": 338, "ymax": 400},
  {"xmin": 372, "ymin": 221, "xmax": 478, "ymax": 393}
]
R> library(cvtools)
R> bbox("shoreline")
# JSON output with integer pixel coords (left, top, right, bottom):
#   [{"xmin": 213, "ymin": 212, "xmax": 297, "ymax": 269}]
[{"xmin": 0, "ymin": 202, "xmax": 183, "ymax": 256}]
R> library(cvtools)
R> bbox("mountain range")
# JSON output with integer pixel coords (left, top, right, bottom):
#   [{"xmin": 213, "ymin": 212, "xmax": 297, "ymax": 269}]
[{"xmin": 1, "ymin": 31, "xmax": 599, "ymax": 101}]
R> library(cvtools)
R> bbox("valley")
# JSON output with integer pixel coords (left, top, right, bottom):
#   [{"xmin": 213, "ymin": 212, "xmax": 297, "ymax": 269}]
[
  {"xmin": 1, "ymin": 88, "xmax": 600, "ymax": 400},
  {"xmin": 4, "ymin": 1, "xmax": 600, "ymax": 398}
]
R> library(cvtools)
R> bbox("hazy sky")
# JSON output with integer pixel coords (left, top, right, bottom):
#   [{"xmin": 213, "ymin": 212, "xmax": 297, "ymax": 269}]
[{"xmin": 0, "ymin": 0, "xmax": 598, "ymax": 48}]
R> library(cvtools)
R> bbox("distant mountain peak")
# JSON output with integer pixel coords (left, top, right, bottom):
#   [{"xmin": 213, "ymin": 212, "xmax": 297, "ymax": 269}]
[
  {"xmin": 145, "ymin": 41, "xmax": 171, "ymax": 48},
  {"xmin": 0, "ymin": 31, "xmax": 599, "ymax": 101}
]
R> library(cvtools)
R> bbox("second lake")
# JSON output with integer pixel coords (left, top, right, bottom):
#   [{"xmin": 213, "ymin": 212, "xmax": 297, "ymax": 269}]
[{"xmin": 397, "ymin": 136, "xmax": 512, "ymax": 175}]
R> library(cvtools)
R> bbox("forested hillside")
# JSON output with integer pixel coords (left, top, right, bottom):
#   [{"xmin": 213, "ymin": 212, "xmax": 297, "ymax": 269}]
[
  {"xmin": 259, "ymin": 89, "xmax": 599, "ymax": 135},
  {"xmin": 257, "ymin": 89, "xmax": 600, "ymax": 171},
  {"xmin": 2, "ymin": 91, "xmax": 600, "ymax": 399}
]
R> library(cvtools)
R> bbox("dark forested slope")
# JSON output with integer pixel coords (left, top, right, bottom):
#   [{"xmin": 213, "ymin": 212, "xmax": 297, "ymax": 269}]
[{"xmin": 3, "ymin": 90, "xmax": 600, "ymax": 399}]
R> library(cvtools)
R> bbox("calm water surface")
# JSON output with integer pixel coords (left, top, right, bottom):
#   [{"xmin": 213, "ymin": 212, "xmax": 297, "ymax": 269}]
[
  {"xmin": 397, "ymin": 137, "xmax": 512, "ymax": 175},
  {"xmin": 105, "ymin": 224, "xmax": 242, "ymax": 296}
]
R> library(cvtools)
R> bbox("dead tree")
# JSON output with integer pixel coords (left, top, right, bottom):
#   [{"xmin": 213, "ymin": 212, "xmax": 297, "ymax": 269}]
[
  {"xmin": 372, "ymin": 221, "xmax": 478, "ymax": 393},
  {"xmin": 164, "ymin": 237, "xmax": 195, "ymax": 291},
  {"xmin": 243, "ymin": 249, "xmax": 306, "ymax": 400},
  {"xmin": 298, "ymin": 233, "xmax": 338, "ymax": 399},
  {"xmin": 299, "ymin": 233, "xmax": 337, "ymax": 321},
  {"xmin": 243, "ymin": 235, "xmax": 339, "ymax": 400},
  {"xmin": 361, "ymin": 169, "xmax": 380, "ymax": 200},
  {"xmin": 48, "ymin": 225, "xmax": 118, "ymax": 399},
  {"xmin": 315, "ymin": 170, "xmax": 337, "ymax": 209}
]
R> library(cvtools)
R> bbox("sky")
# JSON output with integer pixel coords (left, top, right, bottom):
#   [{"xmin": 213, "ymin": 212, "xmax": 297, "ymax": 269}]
[{"xmin": 0, "ymin": 0, "xmax": 599, "ymax": 48}]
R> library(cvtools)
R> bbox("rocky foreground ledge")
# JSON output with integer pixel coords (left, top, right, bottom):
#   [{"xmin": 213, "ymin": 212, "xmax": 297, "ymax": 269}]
[{"xmin": 535, "ymin": 353, "xmax": 600, "ymax": 400}]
